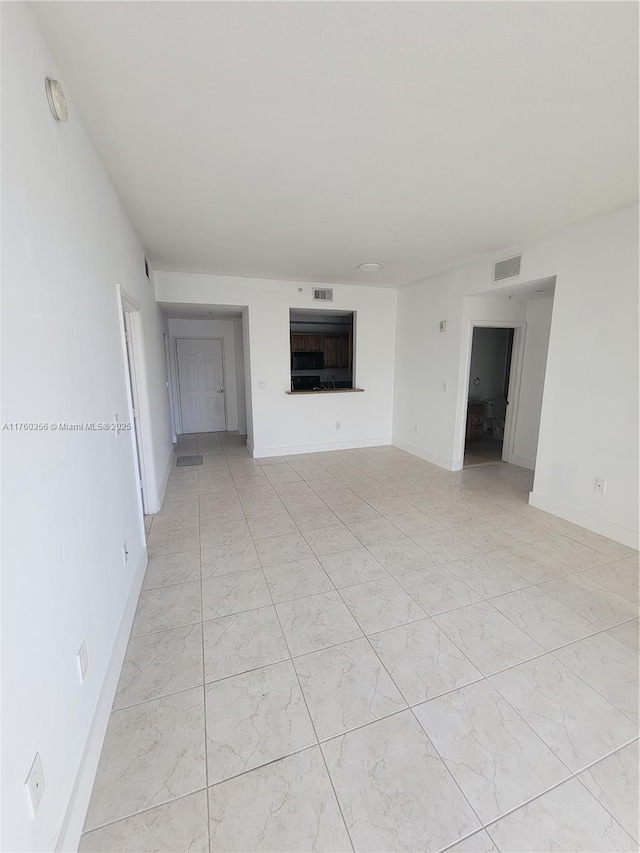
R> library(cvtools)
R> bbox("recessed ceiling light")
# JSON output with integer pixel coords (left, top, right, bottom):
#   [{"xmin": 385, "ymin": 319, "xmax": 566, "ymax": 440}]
[{"xmin": 356, "ymin": 262, "xmax": 382, "ymax": 272}]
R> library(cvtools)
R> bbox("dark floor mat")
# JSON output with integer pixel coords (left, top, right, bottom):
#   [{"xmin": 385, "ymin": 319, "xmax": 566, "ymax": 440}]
[{"xmin": 176, "ymin": 455, "xmax": 203, "ymax": 467}]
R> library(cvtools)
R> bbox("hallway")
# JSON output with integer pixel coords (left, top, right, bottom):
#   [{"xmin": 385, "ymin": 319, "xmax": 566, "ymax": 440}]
[{"xmin": 81, "ymin": 436, "xmax": 638, "ymax": 852}]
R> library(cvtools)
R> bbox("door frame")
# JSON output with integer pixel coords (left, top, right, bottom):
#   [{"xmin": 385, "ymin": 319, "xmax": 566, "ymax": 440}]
[
  {"xmin": 455, "ymin": 320, "xmax": 527, "ymax": 467},
  {"xmin": 117, "ymin": 285, "xmax": 157, "ymax": 519},
  {"xmin": 174, "ymin": 336, "xmax": 227, "ymax": 434}
]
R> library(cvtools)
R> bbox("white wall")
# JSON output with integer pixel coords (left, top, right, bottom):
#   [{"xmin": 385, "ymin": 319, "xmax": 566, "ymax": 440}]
[
  {"xmin": 511, "ymin": 296, "xmax": 554, "ymax": 469},
  {"xmin": 394, "ymin": 204, "xmax": 639, "ymax": 547},
  {"xmin": 1, "ymin": 5, "xmax": 172, "ymax": 851},
  {"xmin": 155, "ymin": 273, "xmax": 397, "ymax": 456},
  {"xmin": 167, "ymin": 317, "xmax": 246, "ymax": 433}
]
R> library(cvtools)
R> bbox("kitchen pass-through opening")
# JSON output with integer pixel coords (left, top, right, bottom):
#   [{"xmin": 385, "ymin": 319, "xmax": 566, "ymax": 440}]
[{"xmin": 290, "ymin": 309, "xmax": 354, "ymax": 391}]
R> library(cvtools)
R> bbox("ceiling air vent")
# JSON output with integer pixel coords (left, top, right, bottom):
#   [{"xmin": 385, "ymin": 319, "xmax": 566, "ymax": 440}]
[
  {"xmin": 312, "ymin": 287, "xmax": 334, "ymax": 302},
  {"xmin": 493, "ymin": 254, "xmax": 522, "ymax": 282}
]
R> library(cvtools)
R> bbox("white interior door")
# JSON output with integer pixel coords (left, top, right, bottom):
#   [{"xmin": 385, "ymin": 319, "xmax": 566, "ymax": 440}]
[{"xmin": 176, "ymin": 338, "xmax": 226, "ymax": 433}]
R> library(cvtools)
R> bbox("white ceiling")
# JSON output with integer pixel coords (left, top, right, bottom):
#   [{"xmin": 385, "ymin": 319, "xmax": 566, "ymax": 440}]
[{"xmin": 32, "ymin": 2, "xmax": 638, "ymax": 288}]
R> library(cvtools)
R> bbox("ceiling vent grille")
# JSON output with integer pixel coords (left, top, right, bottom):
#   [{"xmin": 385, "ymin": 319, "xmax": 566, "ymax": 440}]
[
  {"xmin": 493, "ymin": 254, "xmax": 522, "ymax": 282},
  {"xmin": 312, "ymin": 287, "xmax": 334, "ymax": 302}
]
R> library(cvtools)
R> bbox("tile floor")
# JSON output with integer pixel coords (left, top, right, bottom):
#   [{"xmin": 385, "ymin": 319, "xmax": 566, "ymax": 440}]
[{"xmin": 81, "ymin": 433, "xmax": 639, "ymax": 852}]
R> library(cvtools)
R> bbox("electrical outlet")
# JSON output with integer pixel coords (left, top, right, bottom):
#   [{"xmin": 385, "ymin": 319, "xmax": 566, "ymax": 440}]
[
  {"xmin": 594, "ymin": 478, "xmax": 607, "ymax": 495},
  {"xmin": 335, "ymin": 422, "xmax": 341, "ymax": 431},
  {"xmin": 122, "ymin": 541, "xmax": 129, "ymax": 565},
  {"xmin": 77, "ymin": 641, "xmax": 89, "ymax": 684},
  {"xmin": 257, "ymin": 380, "xmax": 266, "ymax": 390},
  {"xmin": 24, "ymin": 754, "xmax": 45, "ymax": 818}
]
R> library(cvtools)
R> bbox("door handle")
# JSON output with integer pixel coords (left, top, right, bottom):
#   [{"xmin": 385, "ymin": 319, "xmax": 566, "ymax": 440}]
[{"xmin": 217, "ymin": 389, "xmax": 224, "ymax": 394}]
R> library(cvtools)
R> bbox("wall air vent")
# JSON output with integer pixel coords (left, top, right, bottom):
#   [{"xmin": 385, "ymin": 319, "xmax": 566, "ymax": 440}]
[
  {"xmin": 493, "ymin": 254, "xmax": 522, "ymax": 282},
  {"xmin": 312, "ymin": 287, "xmax": 334, "ymax": 302}
]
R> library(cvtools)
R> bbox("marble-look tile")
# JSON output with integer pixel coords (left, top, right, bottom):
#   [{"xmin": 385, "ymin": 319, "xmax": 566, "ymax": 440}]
[
  {"xmin": 487, "ymin": 778, "xmax": 637, "ymax": 852},
  {"xmin": 302, "ymin": 525, "xmax": 361, "ymax": 556},
  {"xmin": 201, "ymin": 541, "xmax": 261, "ymax": 578},
  {"xmin": 147, "ymin": 526, "xmax": 200, "ymax": 557},
  {"xmin": 607, "ymin": 618, "xmax": 640, "ymax": 652},
  {"xmin": 322, "ymin": 711, "xmax": 480, "ymax": 852},
  {"xmin": 247, "ymin": 513, "xmax": 298, "ymax": 540},
  {"xmin": 203, "ymin": 606, "xmax": 289, "ymax": 682},
  {"xmin": 494, "ymin": 513, "xmax": 555, "ymax": 544},
  {"xmin": 531, "ymin": 535, "xmax": 608, "ymax": 569},
  {"xmin": 414, "ymin": 681, "xmax": 568, "ymax": 824},
  {"xmin": 567, "ymin": 529, "xmax": 638, "ymax": 561},
  {"xmin": 367, "ymin": 537, "xmax": 438, "ymax": 575},
  {"xmin": 208, "ymin": 747, "xmax": 351, "ymax": 852},
  {"xmin": 579, "ymin": 741, "xmax": 639, "ymax": 841},
  {"xmin": 330, "ymin": 500, "xmax": 381, "ymax": 524},
  {"xmin": 131, "ymin": 582, "xmax": 201, "ymax": 637},
  {"xmin": 348, "ymin": 517, "xmax": 405, "ymax": 547},
  {"xmin": 263, "ymin": 557, "xmax": 333, "ymax": 603},
  {"xmin": 79, "ymin": 790, "xmax": 209, "ymax": 853},
  {"xmin": 276, "ymin": 591, "xmax": 362, "ymax": 656},
  {"xmin": 396, "ymin": 564, "xmax": 482, "ymax": 616},
  {"xmin": 445, "ymin": 830, "xmax": 498, "ymax": 853},
  {"xmin": 199, "ymin": 503, "xmax": 245, "ymax": 526},
  {"xmin": 412, "ymin": 530, "xmax": 480, "ymax": 563},
  {"xmin": 434, "ymin": 601, "xmax": 543, "ymax": 675},
  {"xmin": 581, "ymin": 558, "xmax": 640, "ymax": 605},
  {"xmin": 294, "ymin": 638, "xmax": 406, "ymax": 739},
  {"xmin": 198, "ymin": 519, "xmax": 251, "ymax": 549},
  {"xmin": 425, "ymin": 503, "xmax": 475, "ymax": 528},
  {"xmin": 553, "ymin": 632, "xmax": 639, "ymax": 721},
  {"xmin": 491, "ymin": 586, "xmax": 598, "ymax": 650},
  {"xmin": 239, "ymin": 495, "xmax": 287, "ymax": 519},
  {"xmin": 444, "ymin": 553, "xmax": 529, "ymax": 597},
  {"xmin": 205, "ymin": 660, "xmax": 315, "ymax": 783},
  {"xmin": 150, "ymin": 505, "xmax": 199, "ymax": 534},
  {"xmin": 114, "ymin": 624, "xmax": 203, "ymax": 709},
  {"xmin": 287, "ymin": 505, "xmax": 344, "ymax": 532},
  {"xmin": 490, "ymin": 655, "xmax": 638, "ymax": 771},
  {"xmin": 255, "ymin": 532, "xmax": 314, "ymax": 566},
  {"xmin": 541, "ymin": 573, "xmax": 638, "ymax": 629},
  {"xmin": 84, "ymin": 688, "xmax": 206, "ymax": 829},
  {"xmin": 318, "ymin": 548, "xmax": 388, "ymax": 587},
  {"xmin": 390, "ymin": 511, "xmax": 445, "ymax": 537},
  {"xmin": 365, "ymin": 495, "xmax": 416, "ymax": 516},
  {"xmin": 340, "ymin": 576, "xmax": 426, "ymax": 634},
  {"xmin": 489, "ymin": 543, "xmax": 569, "ymax": 583},
  {"xmin": 369, "ymin": 618, "xmax": 481, "ymax": 705},
  {"xmin": 201, "ymin": 569, "xmax": 271, "ymax": 619},
  {"xmin": 453, "ymin": 523, "xmax": 522, "ymax": 553},
  {"xmin": 142, "ymin": 550, "xmax": 201, "ymax": 589}
]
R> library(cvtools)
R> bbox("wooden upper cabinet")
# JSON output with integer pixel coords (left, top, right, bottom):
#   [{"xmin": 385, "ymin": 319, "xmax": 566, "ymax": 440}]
[{"xmin": 290, "ymin": 333, "xmax": 351, "ymax": 369}]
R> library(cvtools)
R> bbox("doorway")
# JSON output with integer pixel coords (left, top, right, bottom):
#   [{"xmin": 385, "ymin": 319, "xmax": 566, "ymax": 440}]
[
  {"xmin": 463, "ymin": 323, "xmax": 524, "ymax": 468},
  {"xmin": 176, "ymin": 337, "xmax": 226, "ymax": 433}
]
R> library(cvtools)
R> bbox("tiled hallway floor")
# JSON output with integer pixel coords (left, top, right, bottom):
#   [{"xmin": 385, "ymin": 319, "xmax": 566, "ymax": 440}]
[{"xmin": 81, "ymin": 434, "xmax": 639, "ymax": 852}]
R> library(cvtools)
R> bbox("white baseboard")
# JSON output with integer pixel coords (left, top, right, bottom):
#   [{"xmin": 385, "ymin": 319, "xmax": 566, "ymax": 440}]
[
  {"xmin": 529, "ymin": 491, "xmax": 640, "ymax": 550},
  {"xmin": 511, "ymin": 454, "xmax": 536, "ymax": 471},
  {"xmin": 393, "ymin": 439, "xmax": 457, "ymax": 471},
  {"xmin": 55, "ymin": 547, "xmax": 148, "ymax": 852},
  {"xmin": 252, "ymin": 437, "xmax": 391, "ymax": 459}
]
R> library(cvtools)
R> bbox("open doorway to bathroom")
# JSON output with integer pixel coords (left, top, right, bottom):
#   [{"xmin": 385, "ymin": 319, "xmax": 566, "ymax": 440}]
[{"xmin": 464, "ymin": 326, "xmax": 516, "ymax": 467}]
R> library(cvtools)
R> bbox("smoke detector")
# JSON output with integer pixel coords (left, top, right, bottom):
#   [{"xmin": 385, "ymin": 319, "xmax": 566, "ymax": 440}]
[{"xmin": 357, "ymin": 262, "xmax": 382, "ymax": 272}]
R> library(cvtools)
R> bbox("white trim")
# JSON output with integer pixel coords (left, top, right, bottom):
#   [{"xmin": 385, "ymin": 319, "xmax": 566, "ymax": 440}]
[
  {"xmin": 392, "ymin": 439, "xmax": 457, "ymax": 471},
  {"xmin": 156, "ymin": 446, "xmax": 173, "ymax": 511},
  {"xmin": 54, "ymin": 547, "xmax": 148, "ymax": 853},
  {"xmin": 454, "ymin": 320, "xmax": 527, "ymax": 467},
  {"xmin": 529, "ymin": 491, "xmax": 640, "ymax": 550},
  {"xmin": 252, "ymin": 436, "xmax": 391, "ymax": 458}
]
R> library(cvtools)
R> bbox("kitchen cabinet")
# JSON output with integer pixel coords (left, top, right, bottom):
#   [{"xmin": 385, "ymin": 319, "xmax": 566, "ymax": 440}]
[{"xmin": 290, "ymin": 333, "xmax": 351, "ymax": 369}]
